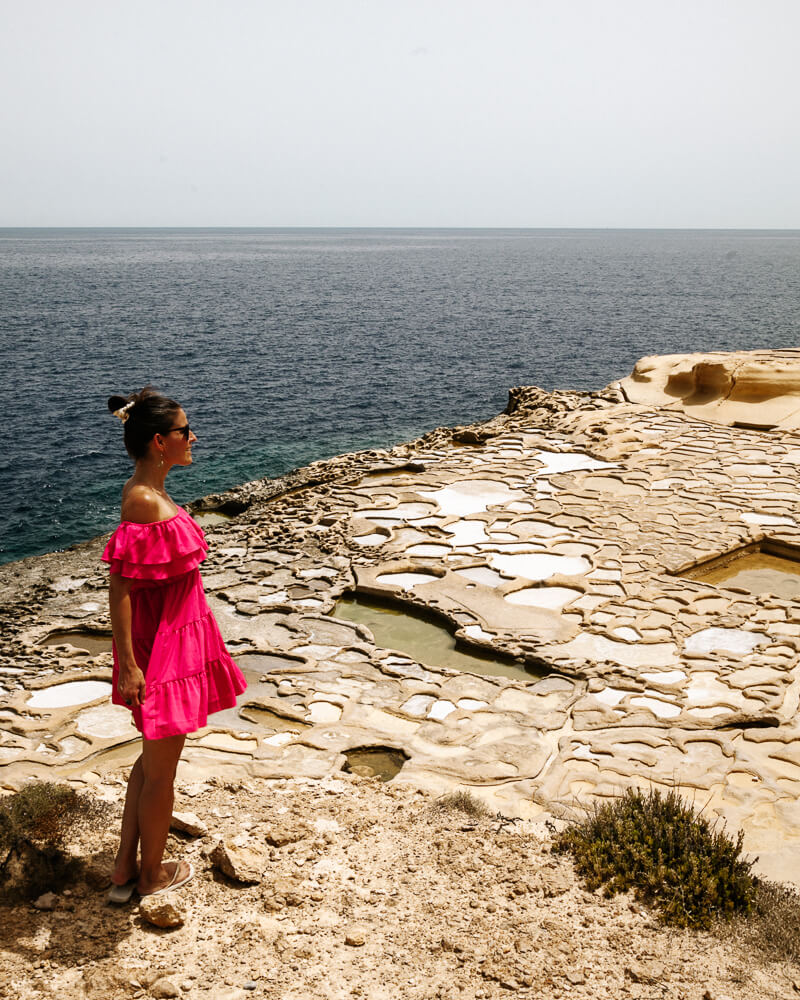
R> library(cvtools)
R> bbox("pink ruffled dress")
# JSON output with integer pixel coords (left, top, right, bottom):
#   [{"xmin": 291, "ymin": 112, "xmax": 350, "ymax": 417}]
[{"xmin": 102, "ymin": 506, "xmax": 247, "ymax": 740}]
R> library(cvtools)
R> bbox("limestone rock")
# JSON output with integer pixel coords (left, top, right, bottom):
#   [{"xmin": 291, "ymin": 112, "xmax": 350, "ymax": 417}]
[
  {"xmin": 264, "ymin": 822, "xmax": 309, "ymax": 847},
  {"xmin": 626, "ymin": 959, "xmax": 666, "ymax": 984},
  {"xmin": 139, "ymin": 895, "xmax": 187, "ymax": 929},
  {"xmin": 344, "ymin": 924, "xmax": 368, "ymax": 946},
  {"xmin": 539, "ymin": 869, "xmax": 571, "ymax": 897},
  {"xmin": 171, "ymin": 810, "xmax": 209, "ymax": 837},
  {"xmin": 210, "ymin": 840, "xmax": 266, "ymax": 884},
  {"xmin": 32, "ymin": 892, "xmax": 58, "ymax": 911},
  {"xmin": 150, "ymin": 977, "xmax": 182, "ymax": 998}
]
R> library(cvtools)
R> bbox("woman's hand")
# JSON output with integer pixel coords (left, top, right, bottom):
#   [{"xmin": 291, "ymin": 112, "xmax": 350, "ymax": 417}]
[{"xmin": 118, "ymin": 658, "xmax": 146, "ymax": 707}]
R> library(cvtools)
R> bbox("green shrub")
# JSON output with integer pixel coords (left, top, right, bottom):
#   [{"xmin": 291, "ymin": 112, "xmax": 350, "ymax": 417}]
[
  {"xmin": 553, "ymin": 786, "xmax": 756, "ymax": 929},
  {"xmin": 0, "ymin": 781, "xmax": 112, "ymax": 901}
]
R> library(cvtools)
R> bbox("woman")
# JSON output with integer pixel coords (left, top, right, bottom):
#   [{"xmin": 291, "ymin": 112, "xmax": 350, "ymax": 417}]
[{"xmin": 103, "ymin": 387, "xmax": 247, "ymax": 902}]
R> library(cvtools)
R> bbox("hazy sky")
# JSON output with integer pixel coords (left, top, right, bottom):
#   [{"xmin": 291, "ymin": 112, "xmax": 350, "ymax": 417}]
[{"xmin": 2, "ymin": 0, "xmax": 798, "ymax": 227}]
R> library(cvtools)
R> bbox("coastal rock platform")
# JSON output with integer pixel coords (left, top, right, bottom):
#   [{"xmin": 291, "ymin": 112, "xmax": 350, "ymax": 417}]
[{"xmin": 3, "ymin": 348, "xmax": 800, "ymax": 886}]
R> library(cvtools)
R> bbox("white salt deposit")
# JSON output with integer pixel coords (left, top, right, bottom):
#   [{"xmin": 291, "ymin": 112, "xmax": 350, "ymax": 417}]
[
  {"xmin": 555, "ymin": 634, "xmax": 678, "ymax": 668},
  {"xmin": 457, "ymin": 698, "xmax": 488, "ymax": 711},
  {"xmin": 259, "ymin": 590, "xmax": 289, "ymax": 604},
  {"xmin": 684, "ymin": 628, "xmax": 768, "ymax": 655},
  {"xmin": 611, "ymin": 626, "xmax": 641, "ymax": 642},
  {"xmin": 443, "ymin": 520, "xmax": 489, "ymax": 545},
  {"xmin": 490, "ymin": 552, "xmax": 591, "ymax": 581},
  {"xmin": 375, "ymin": 571, "xmax": 439, "ymax": 588},
  {"xmin": 307, "ymin": 702, "xmax": 342, "ymax": 724},
  {"xmin": 593, "ymin": 687, "xmax": 627, "ymax": 706},
  {"xmin": 28, "ymin": 680, "xmax": 112, "ymax": 709},
  {"xmin": 263, "ymin": 732, "xmax": 297, "ymax": 746},
  {"xmin": 463, "ymin": 624, "xmax": 495, "ymax": 641},
  {"xmin": 740, "ymin": 512, "xmax": 797, "ymax": 527},
  {"xmin": 640, "ymin": 669, "xmax": 687, "ymax": 684},
  {"xmin": 504, "ymin": 586, "xmax": 581, "ymax": 609},
  {"xmin": 428, "ymin": 700, "xmax": 457, "ymax": 720},
  {"xmin": 402, "ymin": 695, "xmax": 436, "ymax": 717},
  {"xmin": 456, "ymin": 566, "xmax": 504, "ymax": 586},
  {"xmin": 631, "ymin": 696, "xmax": 681, "ymax": 719},
  {"xmin": 353, "ymin": 533, "xmax": 388, "ymax": 546},
  {"xmin": 359, "ymin": 501, "xmax": 435, "ymax": 521},
  {"xmin": 532, "ymin": 451, "xmax": 616, "ymax": 476},
  {"xmin": 76, "ymin": 703, "xmax": 136, "ymax": 740},
  {"xmin": 418, "ymin": 480, "xmax": 525, "ymax": 516},
  {"xmin": 406, "ymin": 543, "xmax": 451, "ymax": 556}
]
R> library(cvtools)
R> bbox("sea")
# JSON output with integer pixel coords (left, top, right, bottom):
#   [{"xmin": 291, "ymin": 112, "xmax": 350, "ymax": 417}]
[{"xmin": 1, "ymin": 228, "xmax": 799, "ymax": 566}]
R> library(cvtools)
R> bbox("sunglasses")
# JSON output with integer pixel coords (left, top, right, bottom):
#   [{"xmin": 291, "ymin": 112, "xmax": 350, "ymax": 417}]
[{"xmin": 165, "ymin": 424, "xmax": 192, "ymax": 439}]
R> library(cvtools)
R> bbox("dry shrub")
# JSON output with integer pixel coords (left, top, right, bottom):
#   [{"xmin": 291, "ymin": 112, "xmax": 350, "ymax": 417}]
[
  {"xmin": 730, "ymin": 879, "xmax": 800, "ymax": 967},
  {"xmin": 0, "ymin": 781, "xmax": 112, "ymax": 901},
  {"xmin": 430, "ymin": 790, "xmax": 490, "ymax": 819}
]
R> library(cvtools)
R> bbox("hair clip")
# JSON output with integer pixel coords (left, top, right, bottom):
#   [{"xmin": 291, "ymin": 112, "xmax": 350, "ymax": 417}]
[{"xmin": 113, "ymin": 400, "xmax": 136, "ymax": 424}]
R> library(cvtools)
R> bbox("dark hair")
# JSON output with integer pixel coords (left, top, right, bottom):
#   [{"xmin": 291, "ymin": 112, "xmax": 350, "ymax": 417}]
[{"xmin": 107, "ymin": 386, "xmax": 182, "ymax": 460}]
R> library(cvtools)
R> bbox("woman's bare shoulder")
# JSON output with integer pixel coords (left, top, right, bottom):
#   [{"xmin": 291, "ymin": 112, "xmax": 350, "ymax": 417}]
[{"xmin": 120, "ymin": 483, "xmax": 167, "ymax": 524}]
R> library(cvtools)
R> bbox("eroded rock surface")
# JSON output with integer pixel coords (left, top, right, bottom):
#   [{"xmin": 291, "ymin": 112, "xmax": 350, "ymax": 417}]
[{"xmin": 2, "ymin": 350, "xmax": 800, "ymax": 885}]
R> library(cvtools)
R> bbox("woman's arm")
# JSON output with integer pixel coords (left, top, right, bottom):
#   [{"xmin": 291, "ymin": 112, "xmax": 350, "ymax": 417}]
[{"xmin": 109, "ymin": 573, "xmax": 146, "ymax": 706}]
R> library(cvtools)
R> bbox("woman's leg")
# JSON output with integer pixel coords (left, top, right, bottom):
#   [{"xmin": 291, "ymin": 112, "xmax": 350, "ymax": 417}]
[
  {"xmin": 111, "ymin": 752, "xmax": 144, "ymax": 886},
  {"xmin": 136, "ymin": 732, "xmax": 188, "ymax": 894}
]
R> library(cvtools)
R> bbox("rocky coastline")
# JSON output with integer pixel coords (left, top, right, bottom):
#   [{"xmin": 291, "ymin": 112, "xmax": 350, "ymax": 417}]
[{"xmin": 2, "ymin": 349, "xmax": 800, "ymax": 998}]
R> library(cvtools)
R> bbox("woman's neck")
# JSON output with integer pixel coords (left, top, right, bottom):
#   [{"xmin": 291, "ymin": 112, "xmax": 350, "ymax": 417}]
[{"xmin": 132, "ymin": 456, "xmax": 170, "ymax": 494}]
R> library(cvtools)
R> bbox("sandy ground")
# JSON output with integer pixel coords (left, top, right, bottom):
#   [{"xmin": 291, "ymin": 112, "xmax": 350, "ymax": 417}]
[{"xmin": 1, "ymin": 771, "xmax": 797, "ymax": 1000}]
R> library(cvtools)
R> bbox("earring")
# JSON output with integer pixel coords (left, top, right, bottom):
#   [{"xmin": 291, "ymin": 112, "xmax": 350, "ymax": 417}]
[{"xmin": 159, "ymin": 454, "xmax": 164, "ymax": 469}]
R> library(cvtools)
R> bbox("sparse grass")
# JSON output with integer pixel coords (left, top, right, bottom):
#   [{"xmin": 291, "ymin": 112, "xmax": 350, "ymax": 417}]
[
  {"xmin": 728, "ymin": 879, "xmax": 800, "ymax": 967},
  {"xmin": 430, "ymin": 790, "xmax": 490, "ymax": 819},
  {"xmin": 0, "ymin": 781, "xmax": 112, "ymax": 901},
  {"xmin": 553, "ymin": 787, "xmax": 756, "ymax": 929}
]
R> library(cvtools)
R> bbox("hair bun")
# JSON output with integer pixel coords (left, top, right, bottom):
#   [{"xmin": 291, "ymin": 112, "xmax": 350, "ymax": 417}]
[{"xmin": 108, "ymin": 394, "xmax": 129, "ymax": 414}]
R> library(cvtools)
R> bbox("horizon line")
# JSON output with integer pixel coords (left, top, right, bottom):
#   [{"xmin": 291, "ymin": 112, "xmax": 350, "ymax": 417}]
[{"xmin": 2, "ymin": 225, "xmax": 800, "ymax": 233}]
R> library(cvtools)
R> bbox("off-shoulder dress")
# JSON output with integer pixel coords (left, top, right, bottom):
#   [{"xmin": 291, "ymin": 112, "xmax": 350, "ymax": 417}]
[{"xmin": 102, "ymin": 506, "xmax": 247, "ymax": 740}]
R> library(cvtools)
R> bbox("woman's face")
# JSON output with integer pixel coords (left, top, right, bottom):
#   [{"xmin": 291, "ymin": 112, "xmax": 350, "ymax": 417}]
[{"xmin": 157, "ymin": 408, "xmax": 198, "ymax": 467}]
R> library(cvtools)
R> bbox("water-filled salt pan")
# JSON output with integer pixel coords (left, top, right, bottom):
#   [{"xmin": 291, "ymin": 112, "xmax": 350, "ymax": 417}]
[
  {"xmin": 429, "ymin": 700, "xmax": 457, "ymax": 720},
  {"xmin": 28, "ymin": 680, "xmax": 112, "ymax": 709},
  {"xmin": 375, "ymin": 572, "xmax": 439, "ymax": 588},
  {"xmin": 684, "ymin": 628, "xmax": 768, "ymax": 655},
  {"xmin": 505, "ymin": 586, "xmax": 581, "ymax": 609},
  {"xmin": 490, "ymin": 552, "xmax": 591, "ymax": 581},
  {"xmin": 418, "ymin": 480, "xmax": 525, "ymax": 516}
]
